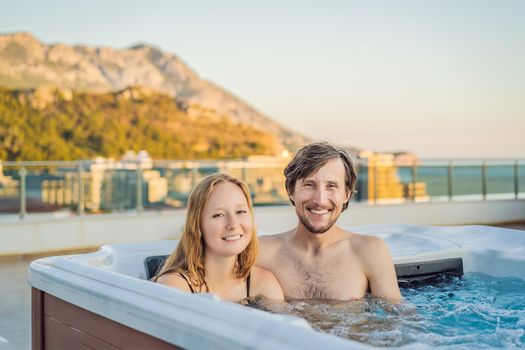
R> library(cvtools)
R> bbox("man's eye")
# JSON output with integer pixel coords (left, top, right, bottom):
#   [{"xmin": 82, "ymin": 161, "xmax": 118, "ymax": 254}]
[{"xmin": 304, "ymin": 183, "xmax": 314, "ymax": 187}]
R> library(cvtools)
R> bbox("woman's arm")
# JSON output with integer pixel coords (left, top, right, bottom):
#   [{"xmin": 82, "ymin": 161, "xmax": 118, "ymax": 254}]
[{"xmin": 156, "ymin": 273, "xmax": 193, "ymax": 293}]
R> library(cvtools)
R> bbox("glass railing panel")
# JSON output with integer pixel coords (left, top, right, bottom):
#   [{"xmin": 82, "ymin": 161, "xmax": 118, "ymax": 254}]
[
  {"xmin": 2, "ymin": 158, "xmax": 524, "ymax": 219},
  {"xmin": 154, "ymin": 160, "xmax": 220, "ymax": 209},
  {"xmin": 451, "ymin": 162, "xmax": 483, "ymax": 200},
  {"xmin": 33, "ymin": 165, "xmax": 80, "ymax": 215},
  {"xmin": 153, "ymin": 163, "xmax": 191, "ymax": 209},
  {"xmin": 371, "ymin": 164, "xmax": 405, "ymax": 204},
  {"xmin": 139, "ymin": 167, "xmax": 170, "ymax": 211},
  {"xmin": 356, "ymin": 164, "xmax": 379, "ymax": 204},
  {"xmin": 518, "ymin": 164, "xmax": 525, "ymax": 199},
  {"xmin": 397, "ymin": 166, "xmax": 417, "ymax": 202},
  {"xmin": 96, "ymin": 169, "xmax": 140, "ymax": 212},
  {"xmin": 228, "ymin": 160, "xmax": 288, "ymax": 206},
  {"xmin": 0, "ymin": 167, "xmax": 21, "ymax": 216},
  {"xmin": 0, "ymin": 163, "xmax": 83, "ymax": 217},
  {"xmin": 416, "ymin": 164, "xmax": 449, "ymax": 201},
  {"xmin": 485, "ymin": 162, "xmax": 515, "ymax": 199},
  {"xmin": 352, "ymin": 163, "xmax": 367, "ymax": 203}
]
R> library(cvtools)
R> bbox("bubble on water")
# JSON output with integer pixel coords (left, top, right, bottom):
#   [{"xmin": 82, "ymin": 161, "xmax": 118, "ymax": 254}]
[{"xmin": 495, "ymin": 327, "xmax": 525, "ymax": 348}]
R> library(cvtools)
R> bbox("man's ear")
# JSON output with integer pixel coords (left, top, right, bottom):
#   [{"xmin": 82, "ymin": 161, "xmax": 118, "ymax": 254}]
[
  {"xmin": 288, "ymin": 190, "xmax": 296, "ymax": 206},
  {"xmin": 345, "ymin": 188, "xmax": 352, "ymax": 202}
]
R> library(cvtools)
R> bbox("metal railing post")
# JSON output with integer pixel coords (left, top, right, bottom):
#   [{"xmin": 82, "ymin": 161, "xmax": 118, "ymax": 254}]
[
  {"xmin": 19, "ymin": 167, "xmax": 27, "ymax": 219},
  {"xmin": 514, "ymin": 160, "xmax": 519, "ymax": 199},
  {"xmin": 373, "ymin": 161, "xmax": 378, "ymax": 205},
  {"xmin": 481, "ymin": 161, "xmax": 487, "ymax": 200},
  {"xmin": 136, "ymin": 166, "xmax": 143, "ymax": 212},
  {"xmin": 447, "ymin": 161, "xmax": 453, "ymax": 201},
  {"xmin": 411, "ymin": 161, "xmax": 417, "ymax": 202},
  {"xmin": 77, "ymin": 162, "xmax": 85, "ymax": 215}
]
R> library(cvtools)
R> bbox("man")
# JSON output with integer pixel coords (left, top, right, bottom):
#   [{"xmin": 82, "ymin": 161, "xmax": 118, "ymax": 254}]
[{"xmin": 257, "ymin": 142, "xmax": 402, "ymax": 303}]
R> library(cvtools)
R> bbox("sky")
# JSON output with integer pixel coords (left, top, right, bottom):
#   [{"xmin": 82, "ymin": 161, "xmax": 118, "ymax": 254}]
[{"xmin": 1, "ymin": 0, "xmax": 524, "ymax": 159}]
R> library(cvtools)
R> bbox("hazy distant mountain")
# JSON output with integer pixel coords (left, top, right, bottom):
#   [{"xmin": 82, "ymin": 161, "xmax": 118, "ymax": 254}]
[{"xmin": 0, "ymin": 32, "xmax": 310, "ymax": 150}]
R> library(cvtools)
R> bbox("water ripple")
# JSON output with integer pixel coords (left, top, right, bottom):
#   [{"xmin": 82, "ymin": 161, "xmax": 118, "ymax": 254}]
[{"xmin": 246, "ymin": 273, "xmax": 525, "ymax": 348}]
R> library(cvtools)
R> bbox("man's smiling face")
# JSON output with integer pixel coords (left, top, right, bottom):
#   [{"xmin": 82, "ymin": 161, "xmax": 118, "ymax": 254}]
[{"xmin": 290, "ymin": 158, "xmax": 351, "ymax": 234}]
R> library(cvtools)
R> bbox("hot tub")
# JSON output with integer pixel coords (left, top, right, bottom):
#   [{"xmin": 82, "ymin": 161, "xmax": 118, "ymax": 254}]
[{"xmin": 28, "ymin": 224, "xmax": 525, "ymax": 349}]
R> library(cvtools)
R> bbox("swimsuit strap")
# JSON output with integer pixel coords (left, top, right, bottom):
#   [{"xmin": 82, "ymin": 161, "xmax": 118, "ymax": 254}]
[
  {"xmin": 175, "ymin": 273, "xmax": 195, "ymax": 294},
  {"xmin": 177, "ymin": 273, "xmax": 245, "ymax": 296},
  {"xmin": 246, "ymin": 273, "xmax": 251, "ymax": 298}
]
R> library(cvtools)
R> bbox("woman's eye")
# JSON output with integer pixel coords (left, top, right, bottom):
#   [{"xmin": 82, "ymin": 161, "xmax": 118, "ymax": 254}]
[
  {"xmin": 212, "ymin": 213, "xmax": 223, "ymax": 218},
  {"xmin": 237, "ymin": 210, "xmax": 247, "ymax": 214}
]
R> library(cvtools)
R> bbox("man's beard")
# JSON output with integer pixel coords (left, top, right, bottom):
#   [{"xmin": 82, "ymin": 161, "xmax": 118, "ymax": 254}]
[{"xmin": 297, "ymin": 210, "xmax": 340, "ymax": 234}]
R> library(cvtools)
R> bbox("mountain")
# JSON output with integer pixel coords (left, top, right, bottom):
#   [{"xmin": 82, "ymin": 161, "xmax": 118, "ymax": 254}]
[
  {"xmin": 0, "ymin": 32, "xmax": 310, "ymax": 150},
  {"xmin": 0, "ymin": 85, "xmax": 282, "ymax": 161}
]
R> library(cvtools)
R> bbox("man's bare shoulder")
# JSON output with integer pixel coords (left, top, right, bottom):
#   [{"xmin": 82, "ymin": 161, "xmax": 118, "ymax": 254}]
[
  {"xmin": 257, "ymin": 230, "xmax": 293, "ymax": 265},
  {"xmin": 349, "ymin": 231, "xmax": 384, "ymax": 245},
  {"xmin": 339, "ymin": 229, "xmax": 387, "ymax": 254},
  {"xmin": 344, "ymin": 231, "xmax": 394, "ymax": 271},
  {"xmin": 258, "ymin": 230, "xmax": 293, "ymax": 247},
  {"xmin": 343, "ymin": 231, "xmax": 401, "ymax": 303}
]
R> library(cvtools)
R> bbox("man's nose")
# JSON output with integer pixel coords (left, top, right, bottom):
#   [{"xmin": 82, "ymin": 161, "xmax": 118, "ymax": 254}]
[{"xmin": 313, "ymin": 187, "xmax": 328, "ymax": 205}]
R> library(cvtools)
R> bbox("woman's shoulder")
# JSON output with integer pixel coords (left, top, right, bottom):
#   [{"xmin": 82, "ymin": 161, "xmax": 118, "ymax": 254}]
[
  {"xmin": 156, "ymin": 271, "xmax": 193, "ymax": 292},
  {"xmin": 250, "ymin": 266, "xmax": 284, "ymax": 300}
]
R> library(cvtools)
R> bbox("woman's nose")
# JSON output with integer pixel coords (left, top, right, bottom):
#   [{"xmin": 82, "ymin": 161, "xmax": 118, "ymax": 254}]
[{"xmin": 225, "ymin": 214, "xmax": 238, "ymax": 229}]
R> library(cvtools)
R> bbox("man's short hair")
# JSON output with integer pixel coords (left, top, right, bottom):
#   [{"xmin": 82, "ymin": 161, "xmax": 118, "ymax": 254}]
[{"xmin": 284, "ymin": 142, "xmax": 357, "ymax": 211}]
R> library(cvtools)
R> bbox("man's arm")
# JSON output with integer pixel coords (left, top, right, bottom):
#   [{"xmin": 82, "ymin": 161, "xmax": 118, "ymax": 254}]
[
  {"xmin": 362, "ymin": 237, "xmax": 402, "ymax": 303},
  {"xmin": 251, "ymin": 266, "xmax": 285, "ymax": 300}
]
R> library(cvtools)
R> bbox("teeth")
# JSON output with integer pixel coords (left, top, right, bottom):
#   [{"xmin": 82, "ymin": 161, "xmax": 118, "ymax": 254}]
[
  {"xmin": 309, "ymin": 209, "xmax": 329, "ymax": 215},
  {"xmin": 222, "ymin": 235, "xmax": 241, "ymax": 241}
]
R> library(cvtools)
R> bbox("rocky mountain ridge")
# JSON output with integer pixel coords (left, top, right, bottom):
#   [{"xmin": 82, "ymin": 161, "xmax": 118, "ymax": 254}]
[{"xmin": 0, "ymin": 32, "xmax": 309, "ymax": 150}]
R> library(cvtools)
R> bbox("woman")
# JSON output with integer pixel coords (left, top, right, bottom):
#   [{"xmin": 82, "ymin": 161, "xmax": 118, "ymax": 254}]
[{"xmin": 154, "ymin": 173, "xmax": 284, "ymax": 301}]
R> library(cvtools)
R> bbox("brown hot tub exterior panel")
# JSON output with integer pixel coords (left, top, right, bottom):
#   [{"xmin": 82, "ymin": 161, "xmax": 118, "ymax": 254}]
[{"xmin": 31, "ymin": 288, "xmax": 182, "ymax": 350}]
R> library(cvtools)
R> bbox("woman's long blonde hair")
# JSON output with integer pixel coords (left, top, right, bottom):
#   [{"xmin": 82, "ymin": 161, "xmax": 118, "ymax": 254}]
[{"xmin": 153, "ymin": 173, "xmax": 258, "ymax": 289}]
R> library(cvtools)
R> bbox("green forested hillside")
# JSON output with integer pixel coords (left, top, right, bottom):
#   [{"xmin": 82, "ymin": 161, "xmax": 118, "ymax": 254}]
[{"xmin": 0, "ymin": 86, "xmax": 281, "ymax": 161}]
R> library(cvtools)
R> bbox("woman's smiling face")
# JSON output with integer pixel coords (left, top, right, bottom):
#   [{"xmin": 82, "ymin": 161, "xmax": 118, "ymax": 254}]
[{"xmin": 201, "ymin": 181, "xmax": 253, "ymax": 257}]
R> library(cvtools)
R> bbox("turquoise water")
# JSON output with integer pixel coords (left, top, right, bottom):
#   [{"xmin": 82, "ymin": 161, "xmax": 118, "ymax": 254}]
[
  {"xmin": 250, "ymin": 274, "xmax": 525, "ymax": 348},
  {"xmin": 395, "ymin": 274, "xmax": 525, "ymax": 348}
]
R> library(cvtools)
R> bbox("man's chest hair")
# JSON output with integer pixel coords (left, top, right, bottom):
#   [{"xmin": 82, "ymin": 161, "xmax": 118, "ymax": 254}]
[{"xmin": 276, "ymin": 249, "xmax": 346, "ymax": 299}]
